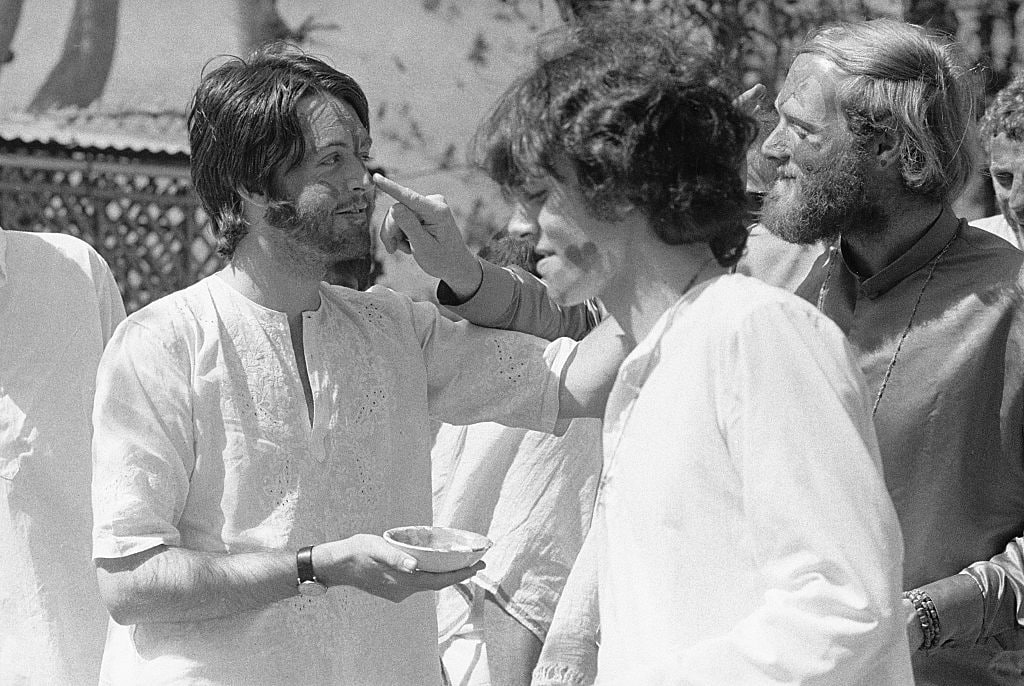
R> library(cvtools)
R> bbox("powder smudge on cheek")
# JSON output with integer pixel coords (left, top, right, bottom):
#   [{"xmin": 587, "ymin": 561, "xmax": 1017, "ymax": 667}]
[{"xmin": 562, "ymin": 241, "xmax": 601, "ymax": 271}]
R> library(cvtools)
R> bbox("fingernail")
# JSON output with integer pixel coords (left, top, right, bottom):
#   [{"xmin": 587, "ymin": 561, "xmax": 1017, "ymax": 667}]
[{"xmin": 401, "ymin": 558, "xmax": 417, "ymax": 572}]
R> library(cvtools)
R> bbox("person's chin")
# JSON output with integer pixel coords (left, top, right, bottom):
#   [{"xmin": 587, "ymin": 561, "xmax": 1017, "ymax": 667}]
[{"xmin": 538, "ymin": 273, "xmax": 591, "ymax": 307}]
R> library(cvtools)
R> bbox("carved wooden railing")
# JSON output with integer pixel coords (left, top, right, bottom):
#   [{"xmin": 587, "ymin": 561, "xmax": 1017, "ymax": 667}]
[{"xmin": 0, "ymin": 143, "xmax": 220, "ymax": 313}]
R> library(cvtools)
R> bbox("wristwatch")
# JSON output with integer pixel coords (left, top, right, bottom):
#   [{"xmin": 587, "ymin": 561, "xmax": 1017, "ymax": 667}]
[{"xmin": 296, "ymin": 545, "xmax": 328, "ymax": 597}]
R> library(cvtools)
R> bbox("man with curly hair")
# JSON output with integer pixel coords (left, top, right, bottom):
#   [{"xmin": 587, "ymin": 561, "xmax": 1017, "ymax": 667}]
[
  {"xmin": 379, "ymin": 14, "xmax": 912, "ymax": 684},
  {"xmin": 974, "ymin": 73, "xmax": 1024, "ymax": 248}
]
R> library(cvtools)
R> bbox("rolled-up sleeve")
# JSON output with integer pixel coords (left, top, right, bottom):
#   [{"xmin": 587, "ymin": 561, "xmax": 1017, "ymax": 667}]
[{"xmin": 440, "ymin": 260, "xmax": 597, "ymax": 341}]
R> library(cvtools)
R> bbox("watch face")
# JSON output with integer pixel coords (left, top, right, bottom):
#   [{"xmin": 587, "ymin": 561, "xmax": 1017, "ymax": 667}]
[{"xmin": 298, "ymin": 580, "xmax": 328, "ymax": 597}]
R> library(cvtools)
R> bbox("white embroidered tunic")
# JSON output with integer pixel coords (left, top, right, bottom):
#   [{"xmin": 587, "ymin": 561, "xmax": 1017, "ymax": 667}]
[{"xmin": 91, "ymin": 274, "xmax": 573, "ymax": 686}]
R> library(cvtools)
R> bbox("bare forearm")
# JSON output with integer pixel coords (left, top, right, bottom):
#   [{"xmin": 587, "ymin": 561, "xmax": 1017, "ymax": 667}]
[
  {"xmin": 96, "ymin": 544, "xmax": 296, "ymax": 625},
  {"xmin": 96, "ymin": 534, "xmax": 482, "ymax": 627}
]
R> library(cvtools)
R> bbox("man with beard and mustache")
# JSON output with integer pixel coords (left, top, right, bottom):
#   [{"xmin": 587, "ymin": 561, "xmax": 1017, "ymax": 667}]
[
  {"xmin": 432, "ymin": 226, "xmax": 605, "ymax": 686},
  {"xmin": 973, "ymin": 73, "xmax": 1024, "ymax": 249},
  {"xmin": 87, "ymin": 44, "xmax": 623, "ymax": 686},
  {"xmin": 758, "ymin": 19, "xmax": 1024, "ymax": 686}
]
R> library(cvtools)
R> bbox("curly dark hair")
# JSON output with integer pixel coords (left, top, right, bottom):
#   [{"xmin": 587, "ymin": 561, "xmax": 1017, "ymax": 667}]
[
  {"xmin": 187, "ymin": 43, "xmax": 370, "ymax": 259},
  {"xmin": 980, "ymin": 72, "xmax": 1024, "ymax": 153},
  {"xmin": 472, "ymin": 13, "xmax": 756, "ymax": 268}
]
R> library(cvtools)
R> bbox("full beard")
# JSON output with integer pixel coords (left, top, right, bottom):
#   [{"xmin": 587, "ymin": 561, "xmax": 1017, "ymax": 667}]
[
  {"xmin": 760, "ymin": 142, "xmax": 885, "ymax": 245},
  {"xmin": 265, "ymin": 201, "xmax": 371, "ymax": 262}
]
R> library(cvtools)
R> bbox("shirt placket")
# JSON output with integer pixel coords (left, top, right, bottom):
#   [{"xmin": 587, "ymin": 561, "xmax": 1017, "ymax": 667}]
[{"xmin": 303, "ymin": 311, "xmax": 328, "ymax": 464}]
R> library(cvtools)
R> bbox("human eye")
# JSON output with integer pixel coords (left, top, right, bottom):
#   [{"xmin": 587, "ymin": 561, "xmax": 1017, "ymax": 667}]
[
  {"xmin": 524, "ymin": 188, "xmax": 548, "ymax": 204},
  {"xmin": 320, "ymin": 152, "xmax": 342, "ymax": 166},
  {"xmin": 520, "ymin": 179, "xmax": 549, "ymax": 204},
  {"xmin": 994, "ymin": 171, "xmax": 1014, "ymax": 188}
]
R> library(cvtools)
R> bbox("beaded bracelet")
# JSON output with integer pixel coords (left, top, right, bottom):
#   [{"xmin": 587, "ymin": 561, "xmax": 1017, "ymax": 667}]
[{"xmin": 903, "ymin": 589, "xmax": 941, "ymax": 650}]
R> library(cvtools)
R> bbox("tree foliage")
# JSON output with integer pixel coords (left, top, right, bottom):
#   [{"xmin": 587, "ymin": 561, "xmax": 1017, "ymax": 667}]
[
  {"xmin": 550, "ymin": 0, "xmax": 901, "ymax": 95},
  {"xmin": 235, "ymin": 0, "xmax": 340, "ymax": 55}
]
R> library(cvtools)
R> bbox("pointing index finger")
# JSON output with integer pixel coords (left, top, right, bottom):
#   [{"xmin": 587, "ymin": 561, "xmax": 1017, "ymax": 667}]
[{"xmin": 373, "ymin": 173, "xmax": 431, "ymax": 213}]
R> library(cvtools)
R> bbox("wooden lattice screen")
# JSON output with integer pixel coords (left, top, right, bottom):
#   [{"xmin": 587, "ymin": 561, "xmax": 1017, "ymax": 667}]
[{"xmin": 0, "ymin": 143, "xmax": 220, "ymax": 313}]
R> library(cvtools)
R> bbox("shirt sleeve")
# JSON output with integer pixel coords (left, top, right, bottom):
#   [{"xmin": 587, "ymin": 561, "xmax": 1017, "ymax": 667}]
[
  {"xmin": 92, "ymin": 319, "xmax": 195, "ymax": 559},
  {"xmin": 86, "ymin": 246, "xmax": 127, "ymax": 344},
  {"xmin": 918, "ymin": 533, "xmax": 1024, "ymax": 652},
  {"xmin": 532, "ymin": 528, "xmax": 600, "ymax": 686},
  {"xmin": 439, "ymin": 260, "xmax": 598, "ymax": 341},
  {"xmin": 403, "ymin": 294, "xmax": 577, "ymax": 433},
  {"xmin": 631, "ymin": 301, "xmax": 911, "ymax": 684}
]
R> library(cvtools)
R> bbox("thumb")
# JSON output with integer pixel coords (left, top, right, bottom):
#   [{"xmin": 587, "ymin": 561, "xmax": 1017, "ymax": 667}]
[
  {"xmin": 376, "ymin": 537, "xmax": 418, "ymax": 572},
  {"xmin": 389, "ymin": 203, "xmax": 436, "ymax": 251},
  {"xmin": 380, "ymin": 207, "xmax": 412, "ymax": 255}
]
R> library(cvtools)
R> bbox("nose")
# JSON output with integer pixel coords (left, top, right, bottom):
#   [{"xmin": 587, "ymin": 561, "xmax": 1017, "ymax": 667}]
[
  {"xmin": 506, "ymin": 202, "xmax": 539, "ymax": 240},
  {"xmin": 761, "ymin": 120, "xmax": 788, "ymax": 164},
  {"xmin": 1010, "ymin": 178, "xmax": 1024, "ymax": 219}
]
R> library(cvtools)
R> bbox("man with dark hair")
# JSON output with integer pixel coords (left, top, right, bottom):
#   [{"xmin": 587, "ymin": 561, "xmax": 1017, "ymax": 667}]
[
  {"xmin": 89, "ymin": 44, "xmax": 619, "ymax": 685},
  {"xmin": 379, "ymin": 14, "xmax": 912, "ymax": 683},
  {"xmin": 758, "ymin": 19, "xmax": 1024, "ymax": 685},
  {"xmin": 974, "ymin": 73, "xmax": 1024, "ymax": 248}
]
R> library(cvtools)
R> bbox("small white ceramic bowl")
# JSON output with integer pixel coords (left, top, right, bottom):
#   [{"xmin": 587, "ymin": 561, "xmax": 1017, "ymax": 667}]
[{"xmin": 383, "ymin": 525, "xmax": 492, "ymax": 573}]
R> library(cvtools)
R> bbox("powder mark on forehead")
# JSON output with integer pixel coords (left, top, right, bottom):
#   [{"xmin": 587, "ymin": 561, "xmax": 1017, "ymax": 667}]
[
  {"xmin": 297, "ymin": 94, "xmax": 369, "ymax": 153},
  {"xmin": 776, "ymin": 54, "xmax": 846, "ymax": 127},
  {"xmin": 989, "ymin": 134, "xmax": 1024, "ymax": 173}
]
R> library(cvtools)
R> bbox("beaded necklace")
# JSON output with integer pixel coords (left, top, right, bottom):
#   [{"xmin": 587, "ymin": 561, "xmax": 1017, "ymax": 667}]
[{"xmin": 816, "ymin": 234, "xmax": 956, "ymax": 416}]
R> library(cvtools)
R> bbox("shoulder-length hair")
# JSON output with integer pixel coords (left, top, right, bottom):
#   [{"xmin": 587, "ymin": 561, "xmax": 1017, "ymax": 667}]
[
  {"xmin": 187, "ymin": 43, "xmax": 369, "ymax": 258},
  {"xmin": 472, "ymin": 13, "xmax": 756, "ymax": 268}
]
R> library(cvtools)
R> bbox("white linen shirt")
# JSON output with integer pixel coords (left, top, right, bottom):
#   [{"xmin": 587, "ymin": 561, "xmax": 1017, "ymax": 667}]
[
  {"xmin": 91, "ymin": 274, "xmax": 573, "ymax": 686},
  {"xmin": 593, "ymin": 274, "xmax": 913, "ymax": 685},
  {"xmin": 1, "ymin": 228, "xmax": 125, "ymax": 685}
]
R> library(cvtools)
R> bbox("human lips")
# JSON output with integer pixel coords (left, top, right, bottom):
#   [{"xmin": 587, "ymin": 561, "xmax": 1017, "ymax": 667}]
[{"xmin": 334, "ymin": 205, "xmax": 366, "ymax": 215}]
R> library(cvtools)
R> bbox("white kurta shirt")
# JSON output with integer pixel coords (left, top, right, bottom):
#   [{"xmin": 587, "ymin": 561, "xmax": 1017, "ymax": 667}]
[
  {"xmin": 91, "ymin": 274, "xmax": 573, "ymax": 686},
  {"xmin": 594, "ymin": 274, "xmax": 913, "ymax": 685},
  {"xmin": 0, "ymin": 229, "xmax": 125, "ymax": 685}
]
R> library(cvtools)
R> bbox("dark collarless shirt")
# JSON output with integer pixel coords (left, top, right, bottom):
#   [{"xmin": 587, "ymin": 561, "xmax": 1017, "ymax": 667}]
[{"xmin": 796, "ymin": 206, "xmax": 1024, "ymax": 685}]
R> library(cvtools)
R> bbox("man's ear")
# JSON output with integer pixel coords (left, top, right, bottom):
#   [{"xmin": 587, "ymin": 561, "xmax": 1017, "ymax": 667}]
[
  {"xmin": 873, "ymin": 127, "xmax": 901, "ymax": 171},
  {"xmin": 237, "ymin": 187, "xmax": 268, "ymax": 208}
]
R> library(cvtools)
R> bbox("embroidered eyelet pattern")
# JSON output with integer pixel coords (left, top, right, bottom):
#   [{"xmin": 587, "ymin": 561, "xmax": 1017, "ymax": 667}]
[{"xmin": 491, "ymin": 336, "xmax": 529, "ymax": 386}]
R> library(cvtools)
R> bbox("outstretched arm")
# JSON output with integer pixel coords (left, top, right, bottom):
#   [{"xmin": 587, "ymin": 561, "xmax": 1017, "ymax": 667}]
[{"xmin": 96, "ymin": 537, "xmax": 481, "ymax": 626}]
